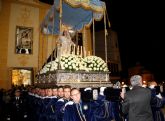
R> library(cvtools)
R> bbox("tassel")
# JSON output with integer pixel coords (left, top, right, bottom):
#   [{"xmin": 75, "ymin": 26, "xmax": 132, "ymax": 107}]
[{"xmin": 51, "ymin": 105, "xmax": 55, "ymax": 113}]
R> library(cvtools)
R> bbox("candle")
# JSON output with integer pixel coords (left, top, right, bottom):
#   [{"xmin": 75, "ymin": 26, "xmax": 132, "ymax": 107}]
[
  {"xmin": 73, "ymin": 44, "xmax": 75, "ymax": 55},
  {"xmin": 88, "ymin": 51, "xmax": 90, "ymax": 56},
  {"xmin": 84, "ymin": 50, "xmax": 86, "ymax": 57},
  {"xmin": 77, "ymin": 45, "xmax": 79, "ymax": 55},
  {"xmin": 70, "ymin": 44, "xmax": 72, "ymax": 54},
  {"xmin": 80, "ymin": 46, "xmax": 83, "ymax": 57},
  {"xmin": 83, "ymin": 46, "xmax": 86, "ymax": 57}
]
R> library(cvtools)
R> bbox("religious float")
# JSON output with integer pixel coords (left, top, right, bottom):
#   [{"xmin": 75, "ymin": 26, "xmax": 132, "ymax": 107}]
[{"xmin": 37, "ymin": 0, "xmax": 111, "ymax": 88}]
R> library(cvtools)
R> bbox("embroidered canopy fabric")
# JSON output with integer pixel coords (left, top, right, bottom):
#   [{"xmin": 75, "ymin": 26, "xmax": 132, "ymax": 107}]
[{"xmin": 41, "ymin": 0, "xmax": 106, "ymax": 35}]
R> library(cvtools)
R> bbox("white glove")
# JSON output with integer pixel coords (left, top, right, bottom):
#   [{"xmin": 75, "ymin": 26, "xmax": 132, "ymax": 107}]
[
  {"xmin": 93, "ymin": 89, "xmax": 98, "ymax": 100},
  {"xmin": 7, "ymin": 118, "xmax": 10, "ymax": 121},
  {"xmin": 122, "ymin": 88, "xmax": 126, "ymax": 94},
  {"xmin": 156, "ymin": 93, "xmax": 162, "ymax": 99},
  {"xmin": 160, "ymin": 85, "xmax": 163, "ymax": 92},
  {"xmin": 149, "ymin": 85, "xmax": 155, "ymax": 89},
  {"xmin": 84, "ymin": 87, "xmax": 92, "ymax": 91},
  {"xmin": 24, "ymin": 115, "xmax": 27, "ymax": 118},
  {"xmin": 100, "ymin": 87, "xmax": 106, "ymax": 95},
  {"xmin": 122, "ymin": 84, "xmax": 128, "ymax": 87},
  {"xmin": 100, "ymin": 87, "xmax": 106, "ymax": 92}
]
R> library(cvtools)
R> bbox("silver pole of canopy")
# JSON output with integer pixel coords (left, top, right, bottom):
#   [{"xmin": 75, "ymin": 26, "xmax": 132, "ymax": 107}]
[
  {"xmin": 51, "ymin": 3, "xmax": 55, "ymax": 62},
  {"xmin": 92, "ymin": 13, "xmax": 95, "ymax": 56},
  {"xmin": 58, "ymin": 0, "xmax": 63, "ymax": 69},
  {"xmin": 59, "ymin": 0, "xmax": 62, "ymax": 33},
  {"xmin": 104, "ymin": 8, "xmax": 107, "ymax": 64}
]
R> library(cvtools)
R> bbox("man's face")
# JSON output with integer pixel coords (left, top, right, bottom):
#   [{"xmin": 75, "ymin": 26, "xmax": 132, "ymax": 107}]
[
  {"xmin": 52, "ymin": 89, "xmax": 58, "ymax": 96},
  {"xmin": 58, "ymin": 88, "xmax": 64, "ymax": 98},
  {"xmin": 46, "ymin": 89, "xmax": 53, "ymax": 97},
  {"xmin": 41, "ymin": 89, "xmax": 45, "ymax": 97},
  {"xmin": 15, "ymin": 91, "xmax": 21, "ymax": 97},
  {"xmin": 71, "ymin": 89, "xmax": 81, "ymax": 103},
  {"xmin": 64, "ymin": 88, "xmax": 71, "ymax": 99}
]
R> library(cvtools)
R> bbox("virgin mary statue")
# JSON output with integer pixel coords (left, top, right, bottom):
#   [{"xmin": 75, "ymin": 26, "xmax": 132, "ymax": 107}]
[{"xmin": 57, "ymin": 30, "xmax": 75, "ymax": 58}]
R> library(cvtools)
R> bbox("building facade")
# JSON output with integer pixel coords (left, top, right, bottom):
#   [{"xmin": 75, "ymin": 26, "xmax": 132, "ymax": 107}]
[{"xmin": 95, "ymin": 29, "xmax": 122, "ymax": 82}]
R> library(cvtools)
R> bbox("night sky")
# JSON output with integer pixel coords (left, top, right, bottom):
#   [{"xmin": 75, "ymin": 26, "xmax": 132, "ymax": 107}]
[
  {"xmin": 102, "ymin": 0, "xmax": 164, "ymax": 80},
  {"xmin": 40, "ymin": 0, "xmax": 164, "ymax": 81}
]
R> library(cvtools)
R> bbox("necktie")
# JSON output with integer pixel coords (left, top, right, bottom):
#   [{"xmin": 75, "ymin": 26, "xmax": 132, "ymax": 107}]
[
  {"xmin": 79, "ymin": 104, "xmax": 83, "ymax": 114},
  {"xmin": 77, "ymin": 103, "xmax": 86, "ymax": 121}
]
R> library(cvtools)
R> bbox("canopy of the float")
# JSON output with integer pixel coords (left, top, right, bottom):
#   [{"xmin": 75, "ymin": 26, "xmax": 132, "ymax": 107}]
[{"xmin": 41, "ymin": 0, "xmax": 106, "ymax": 35}]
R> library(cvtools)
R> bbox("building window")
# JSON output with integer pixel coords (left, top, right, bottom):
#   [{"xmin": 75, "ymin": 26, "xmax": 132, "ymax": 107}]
[{"xmin": 12, "ymin": 68, "xmax": 33, "ymax": 86}]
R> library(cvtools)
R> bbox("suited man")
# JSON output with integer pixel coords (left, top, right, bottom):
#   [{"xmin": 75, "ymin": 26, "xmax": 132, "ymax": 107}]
[
  {"xmin": 121, "ymin": 75, "xmax": 153, "ymax": 121},
  {"xmin": 8, "ymin": 89, "xmax": 28, "ymax": 121}
]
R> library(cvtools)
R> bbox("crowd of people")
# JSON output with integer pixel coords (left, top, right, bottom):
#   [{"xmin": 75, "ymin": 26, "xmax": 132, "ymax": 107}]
[{"xmin": 0, "ymin": 75, "xmax": 165, "ymax": 121}]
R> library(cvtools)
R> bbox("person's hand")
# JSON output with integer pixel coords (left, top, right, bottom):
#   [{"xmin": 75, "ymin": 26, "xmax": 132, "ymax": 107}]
[
  {"xmin": 100, "ymin": 87, "xmax": 106, "ymax": 95},
  {"xmin": 156, "ymin": 93, "xmax": 162, "ymax": 99},
  {"xmin": 24, "ymin": 115, "xmax": 27, "ymax": 118},
  {"xmin": 7, "ymin": 118, "xmax": 10, "ymax": 121},
  {"xmin": 120, "ymin": 91, "xmax": 125, "ymax": 99},
  {"xmin": 84, "ymin": 87, "xmax": 92, "ymax": 91}
]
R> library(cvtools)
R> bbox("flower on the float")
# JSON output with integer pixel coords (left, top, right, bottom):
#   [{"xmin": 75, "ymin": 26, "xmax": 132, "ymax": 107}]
[
  {"xmin": 39, "ymin": 55, "xmax": 109, "ymax": 73},
  {"xmin": 49, "ymin": 60, "xmax": 59, "ymax": 71},
  {"xmin": 83, "ymin": 56, "xmax": 109, "ymax": 72},
  {"xmin": 60, "ymin": 55, "xmax": 83, "ymax": 71},
  {"xmin": 40, "ymin": 62, "xmax": 51, "ymax": 74},
  {"xmin": 39, "ymin": 59, "xmax": 59, "ymax": 74}
]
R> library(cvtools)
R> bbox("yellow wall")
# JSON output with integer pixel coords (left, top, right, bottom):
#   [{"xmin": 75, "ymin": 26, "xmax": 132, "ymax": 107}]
[
  {"xmin": 0, "ymin": 0, "xmax": 10, "ymax": 89},
  {"xmin": 0, "ymin": 0, "xmax": 50, "ymax": 89},
  {"xmin": 7, "ymin": 3, "xmax": 39, "ymax": 67}
]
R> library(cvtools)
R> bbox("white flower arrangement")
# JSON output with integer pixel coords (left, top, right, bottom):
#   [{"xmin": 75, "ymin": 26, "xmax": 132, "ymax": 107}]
[
  {"xmin": 83, "ymin": 56, "xmax": 109, "ymax": 72},
  {"xmin": 40, "ymin": 62, "xmax": 51, "ymax": 74},
  {"xmin": 60, "ymin": 55, "xmax": 83, "ymax": 71},
  {"xmin": 39, "ymin": 55, "xmax": 109, "ymax": 73},
  {"xmin": 40, "ymin": 60, "xmax": 59, "ymax": 74},
  {"xmin": 49, "ymin": 59, "xmax": 59, "ymax": 71}
]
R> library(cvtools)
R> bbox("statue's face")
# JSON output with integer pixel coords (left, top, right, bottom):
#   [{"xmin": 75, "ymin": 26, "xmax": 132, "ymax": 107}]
[{"xmin": 63, "ymin": 30, "xmax": 67, "ymax": 36}]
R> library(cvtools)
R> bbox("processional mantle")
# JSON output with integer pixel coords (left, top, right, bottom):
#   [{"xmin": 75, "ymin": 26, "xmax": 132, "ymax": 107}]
[{"xmin": 37, "ymin": 0, "xmax": 111, "ymax": 88}]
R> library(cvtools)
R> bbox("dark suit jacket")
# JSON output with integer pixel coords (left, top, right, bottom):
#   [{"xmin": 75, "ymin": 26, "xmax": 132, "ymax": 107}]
[
  {"xmin": 8, "ymin": 96, "xmax": 28, "ymax": 121},
  {"xmin": 122, "ymin": 86, "xmax": 153, "ymax": 121}
]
